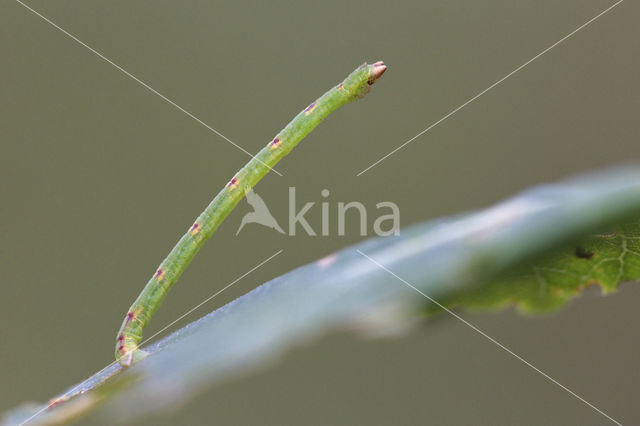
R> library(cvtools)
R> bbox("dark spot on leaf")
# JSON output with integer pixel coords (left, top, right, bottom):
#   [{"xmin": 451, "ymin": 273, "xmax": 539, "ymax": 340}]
[{"xmin": 574, "ymin": 246, "xmax": 594, "ymax": 259}]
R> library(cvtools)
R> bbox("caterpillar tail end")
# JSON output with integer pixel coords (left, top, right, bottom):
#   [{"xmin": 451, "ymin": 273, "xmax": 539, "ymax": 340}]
[
  {"xmin": 116, "ymin": 348, "xmax": 149, "ymax": 367},
  {"xmin": 116, "ymin": 331, "xmax": 148, "ymax": 366}
]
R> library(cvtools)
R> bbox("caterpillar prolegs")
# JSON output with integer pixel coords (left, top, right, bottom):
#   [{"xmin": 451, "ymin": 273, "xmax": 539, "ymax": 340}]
[{"xmin": 116, "ymin": 61, "xmax": 387, "ymax": 366}]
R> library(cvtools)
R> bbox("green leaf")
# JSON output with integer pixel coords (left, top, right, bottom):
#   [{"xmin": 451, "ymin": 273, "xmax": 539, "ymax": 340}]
[
  {"xmin": 5, "ymin": 166, "xmax": 640, "ymax": 426},
  {"xmin": 457, "ymin": 220, "xmax": 640, "ymax": 313}
]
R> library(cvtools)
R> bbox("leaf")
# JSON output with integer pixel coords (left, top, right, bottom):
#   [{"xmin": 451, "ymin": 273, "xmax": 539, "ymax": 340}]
[
  {"xmin": 457, "ymin": 222, "xmax": 640, "ymax": 313},
  {"xmin": 5, "ymin": 166, "xmax": 640, "ymax": 426}
]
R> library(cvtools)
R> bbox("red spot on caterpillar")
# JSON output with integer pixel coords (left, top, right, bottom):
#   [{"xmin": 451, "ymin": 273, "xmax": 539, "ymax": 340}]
[
  {"xmin": 269, "ymin": 137, "xmax": 281, "ymax": 150},
  {"xmin": 304, "ymin": 102, "xmax": 317, "ymax": 115},
  {"xmin": 124, "ymin": 307, "xmax": 144, "ymax": 328},
  {"xmin": 155, "ymin": 268, "xmax": 165, "ymax": 281},
  {"xmin": 336, "ymin": 84, "xmax": 344, "ymax": 90},
  {"xmin": 228, "ymin": 177, "xmax": 239, "ymax": 190},
  {"xmin": 190, "ymin": 222, "xmax": 201, "ymax": 236},
  {"xmin": 118, "ymin": 334, "xmax": 124, "ymax": 341}
]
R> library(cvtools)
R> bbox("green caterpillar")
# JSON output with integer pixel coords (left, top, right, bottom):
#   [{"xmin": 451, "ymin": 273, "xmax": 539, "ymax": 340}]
[{"xmin": 116, "ymin": 61, "xmax": 387, "ymax": 366}]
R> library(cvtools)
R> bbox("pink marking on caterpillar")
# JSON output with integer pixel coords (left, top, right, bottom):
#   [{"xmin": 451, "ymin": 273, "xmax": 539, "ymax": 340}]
[
  {"xmin": 228, "ymin": 177, "xmax": 239, "ymax": 190},
  {"xmin": 124, "ymin": 309, "xmax": 139, "ymax": 327},
  {"xmin": 190, "ymin": 222, "xmax": 201, "ymax": 236},
  {"xmin": 155, "ymin": 268, "xmax": 165, "ymax": 281},
  {"xmin": 304, "ymin": 102, "xmax": 317, "ymax": 115},
  {"xmin": 269, "ymin": 137, "xmax": 281, "ymax": 150}
]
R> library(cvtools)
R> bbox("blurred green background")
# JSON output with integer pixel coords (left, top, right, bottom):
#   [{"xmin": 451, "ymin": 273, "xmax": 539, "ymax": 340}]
[{"xmin": 1, "ymin": 1, "xmax": 639, "ymax": 424}]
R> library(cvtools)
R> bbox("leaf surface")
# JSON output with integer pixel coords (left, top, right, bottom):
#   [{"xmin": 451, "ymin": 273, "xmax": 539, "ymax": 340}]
[{"xmin": 5, "ymin": 166, "xmax": 640, "ymax": 426}]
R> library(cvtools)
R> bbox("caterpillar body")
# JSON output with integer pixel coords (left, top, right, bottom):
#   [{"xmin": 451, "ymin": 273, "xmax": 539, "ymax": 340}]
[{"xmin": 116, "ymin": 61, "xmax": 387, "ymax": 366}]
